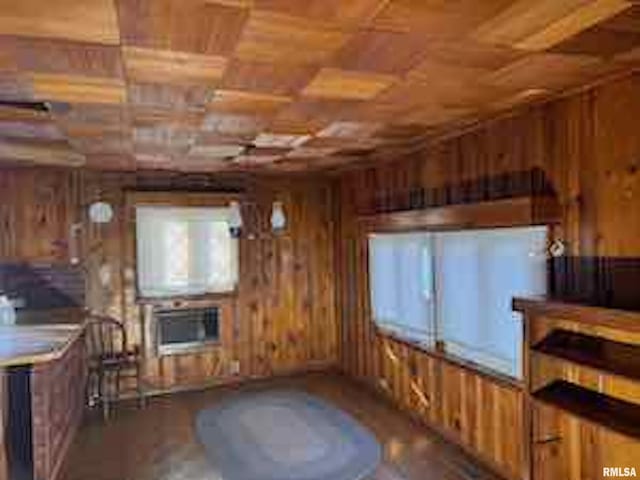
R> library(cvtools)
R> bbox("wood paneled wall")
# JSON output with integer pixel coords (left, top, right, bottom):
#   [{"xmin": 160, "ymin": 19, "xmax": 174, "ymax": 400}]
[
  {"xmin": 0, "ymin": 167, "xmax": 338, "ymax": 392},
  {"xmin": 1, "ymin": 71, "xmax": 638, "ymax": 478},
  {"xmin": 82, "ymin": 171, "xmax": 338, "ymax": 392},
  {"xmin": 334, "ymin": 73, "xmax": 640, "ymax": 479},
  {"xmin": 0, "ymin": 168, "xmax": 81, "ymax": 262}
]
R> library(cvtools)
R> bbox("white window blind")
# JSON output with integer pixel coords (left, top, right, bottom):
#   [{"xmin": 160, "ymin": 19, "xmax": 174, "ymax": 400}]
[
  {"xmin": 368, "ymin": 233, "xmax": 435, "ymax": 346},
  {"xmin": 368, "ymin": 226, "xmax": 547, "ymax": 379},
  {"xmin": 136, "ymin": 206, "xmax": 238, "ymax": 298},
  {"xmin": 434, "ymin": 227, "xmax": 547, "ymax": 378}
]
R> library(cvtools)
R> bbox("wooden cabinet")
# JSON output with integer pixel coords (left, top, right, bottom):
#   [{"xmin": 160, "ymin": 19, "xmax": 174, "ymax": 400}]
[
  {"xmin": 515, "ymin": 297, "xmax": 640, "ymax": 480},
  {"xmin": 533, "ymin": 401, "xmax": 640, "ymax": 480},
  {"xmin": 2, "ymin": 328, "xmax": 86, "ymax": 480},
  {"xmin": 0, "ymin": 370, "xmax": 7, "ymax": 480},
  {"xmin": 31, "ymin": 337, "xmax": 86, "ymax": 480},
  {"xmin": 531, "ymin": 402, "xmax": 563, "ymax": 480}
]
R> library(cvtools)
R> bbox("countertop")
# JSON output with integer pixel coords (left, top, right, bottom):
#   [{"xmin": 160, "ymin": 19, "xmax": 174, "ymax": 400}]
[
  {"xmin": 0, "ymin": 323, "xmax": 84, "ymax": 367},
  {"xmin": 15, "ymin": 306, "xmax": 85, "ymax": 326}
]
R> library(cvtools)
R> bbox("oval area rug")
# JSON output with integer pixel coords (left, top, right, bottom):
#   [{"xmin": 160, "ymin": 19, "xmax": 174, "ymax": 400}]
[{"xmin": 195, "ymin": 389, "xmax": 381, "ymax": 480}]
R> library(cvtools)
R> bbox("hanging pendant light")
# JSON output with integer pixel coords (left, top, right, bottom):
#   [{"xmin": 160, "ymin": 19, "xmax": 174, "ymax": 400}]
[
  {"xmin": 270, "ymin": 201, "xmax": 286, "ymax": 233},
  {"xmin": 228, "ymin": 201, "xmax": 243, "ymax": 238}
]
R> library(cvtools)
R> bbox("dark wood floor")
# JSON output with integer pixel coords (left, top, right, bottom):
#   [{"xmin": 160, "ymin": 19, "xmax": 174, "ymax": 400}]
[{"xmin": 59, "ymin": 372, "xmax": 501, "ymax": 480}]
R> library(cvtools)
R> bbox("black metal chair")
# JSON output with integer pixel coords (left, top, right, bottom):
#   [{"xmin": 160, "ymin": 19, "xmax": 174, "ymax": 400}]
[{"xmin": 85, "ymin": 314, "xmax": 145, "ymax": 419}]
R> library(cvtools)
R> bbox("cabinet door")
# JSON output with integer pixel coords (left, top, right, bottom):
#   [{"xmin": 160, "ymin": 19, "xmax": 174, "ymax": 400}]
[
  {"xmin": 533, "ymin": 401, "xmax": 639, "ymax": 480},
  {"xmin": 532, "ymin": 402, "xmax": 565, "ymax": 480},
  {"xmin": 0, "ymin": 372, "xmax": 7, "ymax": 480},
  {"xmin": 600, "ymin": 429, "xmax": 640, "ymax": 478}
]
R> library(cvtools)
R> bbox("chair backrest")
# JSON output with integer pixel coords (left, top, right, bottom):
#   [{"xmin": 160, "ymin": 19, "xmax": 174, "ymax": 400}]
[{"xmin": 85, "ymin": 314, "xmax": 127, "ymax": 359}]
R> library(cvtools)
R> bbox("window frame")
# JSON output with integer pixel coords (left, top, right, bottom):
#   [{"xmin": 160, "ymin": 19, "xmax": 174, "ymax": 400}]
[
  {"xmin": 431, "ymin": 225, "xmax": 549, "ymax": 379},
  {"xmin": 368, "ymin": 231, "xmax": 437, "ymax": 347},
  {"xmin": 126, "ymin": 191, "xmax": 242, "ymax": 303},
  {"xmin": 358, "ymin": 202, "xmax": 560, "ymax": 389}
]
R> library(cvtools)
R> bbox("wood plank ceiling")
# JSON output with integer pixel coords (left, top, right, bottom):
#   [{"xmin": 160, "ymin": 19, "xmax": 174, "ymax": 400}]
[{"xmin": 0, "ymin": 0, "xmax": 638, "ymax": 173}]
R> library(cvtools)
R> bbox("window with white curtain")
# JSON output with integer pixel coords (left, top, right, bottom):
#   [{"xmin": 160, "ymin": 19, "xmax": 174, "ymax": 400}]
[
  {"xmin": 369, "ymin": 233, "xmax": 436, "ymax": 346},
  {"xmin": 434, "ymin": 227, "xmax": 547, "ymax": 378},
  {"xmin": 368, "ymin": 226, "xmax": 547, "ymax": 379},
  {"xmin": 136, "ymin": 206, "xmax": 238, "ymax": 298}
]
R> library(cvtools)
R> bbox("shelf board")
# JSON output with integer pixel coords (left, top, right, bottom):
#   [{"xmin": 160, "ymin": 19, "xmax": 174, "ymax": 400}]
[
  {"xmin": 533, "ymin": 380, "xmax": 640, "ymax": 440},
  {"xmin": 513, "ymin": 296, "xmax": 640, "ymax": 333},
  {"xmin": 533, "ymin": 329, "xmax": 640, "ymax": 382}
]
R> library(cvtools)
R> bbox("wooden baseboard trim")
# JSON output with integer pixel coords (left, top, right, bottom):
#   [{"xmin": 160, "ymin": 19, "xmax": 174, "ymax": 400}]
[{"xmin": 114, "ymin": 362, "xmax": 338, "ymax": 401}]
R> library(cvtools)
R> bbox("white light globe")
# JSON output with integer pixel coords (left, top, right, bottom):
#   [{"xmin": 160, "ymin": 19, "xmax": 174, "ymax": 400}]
[{"xmin": 88, "ymin": 201, "xmax": 114, "ymax": 224}]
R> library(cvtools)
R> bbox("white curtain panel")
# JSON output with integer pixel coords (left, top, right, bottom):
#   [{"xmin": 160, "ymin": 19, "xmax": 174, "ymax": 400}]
[{"xmin": 136, "ymin": 206, "xmax": 239, "ymax": 297}]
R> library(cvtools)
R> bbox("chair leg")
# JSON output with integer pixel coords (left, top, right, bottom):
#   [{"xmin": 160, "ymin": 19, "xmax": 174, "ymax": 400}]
[
  {"xmin": 136, "ymin": 362, "xmax": 145, "ymax": 408},
  {"xmin": 101, "ymin": 370, "xmax": 110, "ymax": 421},
  {"xmin": 92, "ymin": 370, "xmax": 102, "ymax": 408},
  {"xmin": 85, "ymin": 370, "xmax": 94, "ymax": 408},
  {"xmin": 114, "ymin": 367, "xmax": 122, "ymax": 409}
]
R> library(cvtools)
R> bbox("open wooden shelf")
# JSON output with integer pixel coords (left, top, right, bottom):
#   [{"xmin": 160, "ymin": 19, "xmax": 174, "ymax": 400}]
[
  {"xmin": 533, "ymin": 329, "xmax": 640, "ymax": 382},
  {"xmin": 513, "ymin": 296, "xmax": 640, "ymax": 333},
  {"xmin": 533, "ymin": 380, "xmax": 640, "ymax": 440}
]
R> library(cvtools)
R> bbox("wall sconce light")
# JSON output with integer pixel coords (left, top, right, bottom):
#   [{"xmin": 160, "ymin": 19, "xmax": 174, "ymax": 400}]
[
  {"xmin": 88, "ymin": 201, "xmax": 114, "ymax": 224},
  {"xmin": 228, "ymin": 200, "xmax": 243, "ymax": 238},
  {"xmin": 68, "ymin": 223, "xmax": 83, "ymax": 265},
  {"xmin": 270, "ymin": 201, "xmax": 286, "ymax": 233},
  {"xmin": 228, "ymin": 200, "xmax": 286, "ymax": 238}
]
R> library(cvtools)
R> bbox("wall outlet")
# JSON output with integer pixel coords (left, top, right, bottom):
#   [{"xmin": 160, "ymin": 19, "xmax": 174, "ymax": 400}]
[{"xmin": 229, "ymin": 360, "xmax": 240, "ymax": 375}]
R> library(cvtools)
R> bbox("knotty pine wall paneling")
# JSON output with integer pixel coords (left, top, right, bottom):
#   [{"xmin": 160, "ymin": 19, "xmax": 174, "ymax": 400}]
[
  {"xmin": 0, "ymin": 167, "xmax": 338, "ymax": 393},
  {"xmin": 79, "ymin": 171, "xmax": 338, "ymax": 393},
  {"xmin": 334, "ymin": 73, "xmax": 640, "ymax": 480},
  {"xmin": 0, "ymin": 167, "xmax": 82, "ymax": 262}
]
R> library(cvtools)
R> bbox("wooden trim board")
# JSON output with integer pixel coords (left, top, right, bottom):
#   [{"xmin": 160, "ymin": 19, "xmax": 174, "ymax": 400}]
[
  {"xmin": 358, "ymin": 196, "xmax": 560, "ymax": 232},
  {"xmin": 513, "ymin": 297, "xmax": 640, "ymax": 333}
]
